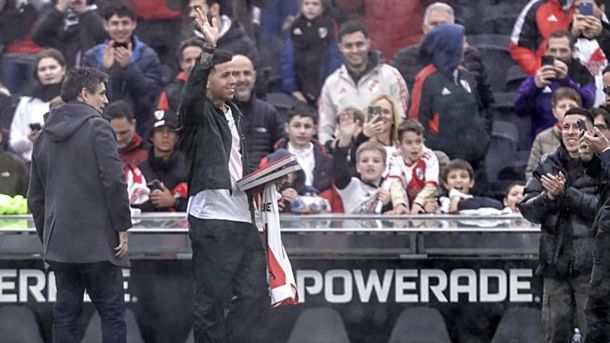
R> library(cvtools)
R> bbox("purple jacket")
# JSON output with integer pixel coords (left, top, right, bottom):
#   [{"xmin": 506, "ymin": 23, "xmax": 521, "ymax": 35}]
[{"xmin": 514, "ymin": 58, "xmax": 595, "ymax": 139}]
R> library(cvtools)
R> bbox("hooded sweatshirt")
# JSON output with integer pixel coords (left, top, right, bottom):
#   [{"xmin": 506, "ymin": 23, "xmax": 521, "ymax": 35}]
[
  {"xmin": 28, "ymin": 101, "xmax": 131, "ymax": 267},
  {"xmin": 409, "ymin": 24, "xmax": 490, "ymax": 163}
]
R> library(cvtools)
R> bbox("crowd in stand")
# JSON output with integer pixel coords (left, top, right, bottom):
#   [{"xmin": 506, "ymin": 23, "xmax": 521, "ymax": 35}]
[{"xmin": 1, "ymin": 0, "xmax": 609, "ymax": 219}]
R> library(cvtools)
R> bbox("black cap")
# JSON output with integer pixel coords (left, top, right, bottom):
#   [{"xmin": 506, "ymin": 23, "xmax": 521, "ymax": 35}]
[{"xmin": 152, "ymin": 108, "xmax": 177, "ymax": 129}]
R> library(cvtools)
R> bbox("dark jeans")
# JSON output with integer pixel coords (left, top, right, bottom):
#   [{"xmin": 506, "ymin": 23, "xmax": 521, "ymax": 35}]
[
  {"xmin": 586, "ymin": 232, "xmax": 610, "ymax": 342},
  {"xmin": 189, "ymin": 216, "xmax": 269, "ymax": 343},
  {"xmin": 49, "ymin": 261, "xmax": 126, "ymax": 343},
  {"xmin": 542, "ymin": 275, "xmax": 589, "ymax": 343}
]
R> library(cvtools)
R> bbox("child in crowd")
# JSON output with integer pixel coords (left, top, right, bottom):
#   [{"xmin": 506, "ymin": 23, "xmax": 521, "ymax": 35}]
[
  {"xmin": 525, "ymin": 87, "xmax": 582, "ymax": 179},
  {"xmin": 270, "ymin": 102, "xmax": 342, "ymax": 211},
  {"xmin": 503, "ymin": 182, "xmax": 525, "ymax": 213},
  {"xmin": 388, "ymin": 120, "xmax": 439, "ymax": 214},
  {"xmin": 281, "ymin": 0, "xmax": 342, "ymax": 106},
  {"xmin": 333, "ymin": 115, "xmax": 407, "ymax": 214},
  {"xmin": 439, "ymin": 159, "xmax": 503, "ymax": 214}
]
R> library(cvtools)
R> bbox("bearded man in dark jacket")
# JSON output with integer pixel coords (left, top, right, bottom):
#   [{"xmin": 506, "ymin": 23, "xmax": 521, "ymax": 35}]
[
  {"xmin": 519, "ymin": 107, "xmax": 600, "ymax": 343},
  {"xmin": 233, "ymin": 54, "xmax": 285, "ymax": 171},
  {"xmin": 177, "ymin": 7, "xmax": 268, "ymax": 342}
]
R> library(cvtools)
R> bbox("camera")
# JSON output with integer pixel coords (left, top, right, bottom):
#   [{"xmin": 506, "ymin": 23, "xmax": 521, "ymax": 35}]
[{"xmin": 147, "ymin": 179, "xmax": 163, "ymax": 192}]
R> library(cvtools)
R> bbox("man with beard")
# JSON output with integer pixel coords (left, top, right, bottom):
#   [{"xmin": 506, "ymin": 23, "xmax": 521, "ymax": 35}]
[
  {"xmin": 520, "ymin": 107, "xmax": 600, "ymax": 342},
  {"xmin": 177, "ymin": 7, "xmax": 268, "ymax": 342},
  {"xmin": 317, "ymin": 19, "xmax": 408, "ymax": 144},
  {"xmin": 515, "ymin": 29, "xmax": 596, "ymax": 139},
  {"xmin": 233, "ymin": 54, "xmax": 285, "ymax": 171}
]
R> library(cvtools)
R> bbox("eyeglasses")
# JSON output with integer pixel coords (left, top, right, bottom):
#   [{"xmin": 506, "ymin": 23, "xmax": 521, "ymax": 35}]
[{"xmin": 603, "ymin": 87, "xmax": 610, "ymax": 95}]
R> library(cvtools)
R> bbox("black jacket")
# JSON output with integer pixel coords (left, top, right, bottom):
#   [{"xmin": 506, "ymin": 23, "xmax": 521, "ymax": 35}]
[
  {"xmin": 137, "ymin": 148, "xmax": 188, "ymax": 212},
  {"xmin": 519, "ymin": 144, "xmax": 600, "ymax": 279},
  {"xmin": 0, "ymin": 1, "xmax": 36, "ymax": 45},
  {"xmin": 32, "ymin": 6, "xmax": 107, "ymax": 67},
  {"xmin": 235, "ymin": 96, "xmax": 285, "ymax": 171},
  {"xmin": 177, "ymin": 52, "xmax": 250, "ymax": 198},
  {"xmin": 28, "ymin": 101, "xmax": 131, "ymax": 267},
  {"xmin": 217, "ymin": 20, "xmax": 261, "ymax": 68}
]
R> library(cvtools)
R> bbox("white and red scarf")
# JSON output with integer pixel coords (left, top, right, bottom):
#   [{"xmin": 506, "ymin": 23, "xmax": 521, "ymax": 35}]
[{"xmin": 261, "ymin": 183, "xmax": 298, "ymax": 306}]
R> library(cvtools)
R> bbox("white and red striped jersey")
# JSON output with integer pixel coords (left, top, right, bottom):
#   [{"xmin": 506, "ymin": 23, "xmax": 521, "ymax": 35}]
[{"xmin": 388, "ymin": 147, "xmax": 439, "ymax": 205}]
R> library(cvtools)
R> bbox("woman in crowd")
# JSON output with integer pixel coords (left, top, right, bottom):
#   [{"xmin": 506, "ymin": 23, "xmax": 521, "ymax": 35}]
[{"xmin": 9, "ymin": 48, "xmax": 67, "ymax": 162}]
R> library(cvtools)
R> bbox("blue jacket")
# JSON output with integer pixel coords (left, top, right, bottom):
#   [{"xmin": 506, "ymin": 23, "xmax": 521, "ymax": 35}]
[
  {"xmin": 515, "ymin": 58, "xmax": 595, "ymax": 139},
  {"xmin": 82, "ymin": 36, "xmax": 162, "ymax": 136},
  {"xmin": 280, "ymin": 14, "xmax": 342, "ymax": 104}
]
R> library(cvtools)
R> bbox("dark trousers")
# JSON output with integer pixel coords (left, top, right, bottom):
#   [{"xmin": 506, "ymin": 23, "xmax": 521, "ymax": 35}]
[
  {"xmin": 49, "ymin": 261, "xmax": 126, "ymax": 343},
  {"xmin": 586, "ymin": 232, "xmax": 610, "ymax": 342},
  {"xmin": 542, "ymin": 275, "xmax": 589, "ymax": 343},
  {"xmin": 189, "ymin": 216, "xmax": 269, "ymax": 343}
]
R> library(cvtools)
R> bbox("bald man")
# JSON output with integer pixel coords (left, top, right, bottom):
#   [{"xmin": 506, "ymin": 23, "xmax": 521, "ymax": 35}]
[{"xmin": 232, "ymin": 54, "xmax": 286, "ymax": 171}]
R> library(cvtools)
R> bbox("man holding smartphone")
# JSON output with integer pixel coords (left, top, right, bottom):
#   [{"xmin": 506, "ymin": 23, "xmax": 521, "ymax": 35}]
[
  {"xmin": 515, "ymin": 29, "xmax": 596, "ymax": 139},
  {"xmin": 82, "ymin": 0, "xmax": 162, "ymax": 137}
]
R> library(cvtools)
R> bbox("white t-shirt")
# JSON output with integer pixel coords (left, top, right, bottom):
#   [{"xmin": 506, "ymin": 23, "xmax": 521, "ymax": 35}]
[
  {"xmin": 288, "ymin": 142, "xmax": 315, "ymax": 187},
  {"xmin": 188, "ymin": 107, "xmax": 252, "ymax": 223},
  {"xmin": 337, "ymin": 177, "xmax": 380, "ymax": 214}
]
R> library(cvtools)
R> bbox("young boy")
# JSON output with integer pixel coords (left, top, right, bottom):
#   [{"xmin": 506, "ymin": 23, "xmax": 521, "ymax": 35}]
[
  {"xmin": 281, "ymin": 0, "xmax": 342, "ymax": 106},
  {"xmin": 270, "ymin": 102, "xmax": 341, "ymax": 211},
  {"xmin": 388, "ymin": 120, "xmax": 439, "ymax": 214},
  {"xmin": 525, "ymin": 87, "xmax": 582, "ymax": 179},
  {"xmin": 439, "ymin": 159, "xmax": 503, "ymax": 214},
  {"xmin": 334, "ymin": 116, "xmax": 406, "ymax": 214}
]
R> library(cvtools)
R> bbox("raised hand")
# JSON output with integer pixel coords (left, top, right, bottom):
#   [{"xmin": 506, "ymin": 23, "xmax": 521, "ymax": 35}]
[{"xmin": 194, "ymin": 5, "xmax": 218, "ymax": 47}]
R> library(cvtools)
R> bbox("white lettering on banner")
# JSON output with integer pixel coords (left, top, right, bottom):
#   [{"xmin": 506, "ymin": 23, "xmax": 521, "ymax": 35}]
[
  {"xmin": 395, "ymin": 269, "xmax": 418, "ymax": 302},
  {"xmin": 296, "ymin": 269, "xmax": 534, "ymax": 304},
  {"xmin": 297, "ymin": 270, "xmax": 323, "ymax": 302},
  {"xmin": 353, "ymin": 270, "xmax": 392, "ymax": 303},
  {"xmin": 0, "ymin": 269, "xmax": 131, "ymax": 303},
  {"xmin": 0, "ymin": 270, "xmax": 17, "ymax": 302},
  {"xmin": 420, "ymin": 269, "xmax": 448, "ymax": 303},
  {"xmin": 325, "ymin": 270, "xmax": 352, "ymax": 303},
  {"xmin": 480, "ymin": 269, "xmax": 507, "ymax": 302},
  {"xmin": 510, "ymin": 269, "xmax": 532, "ymax": 302},
  {"xmin": 450, "ymin": 269, "xmax": 477, "ymax": 302},
  {"xmin": 19, "ymin": 269, "xmax": 45, "ymax": 302}
]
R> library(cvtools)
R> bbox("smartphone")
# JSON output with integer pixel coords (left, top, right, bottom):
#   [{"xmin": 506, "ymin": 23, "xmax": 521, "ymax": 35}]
[
  {"xmin": 29, "ymin": 123, "xmax": 42, "ymax": 131},
  {"xmin": 147, "ymin": 179, "xmax": 163, "ymax": 192},
  {"xmin": 368, "ymin": 106, "xmax": 383, "ymax": 122},
  {"xmin": 113, "ymin": 41, "xmax": 129, "ymax": 49},
  {"xmin": 541, "ymin": 55, "xmax": 555, "ymax": 66},
  {"xmin": 577, "ymin": 119, "xmax": 588, "ymax": 133},
  {"xmin": 579, "ymin": 2, "xmax": 594, "ymax": 16}
]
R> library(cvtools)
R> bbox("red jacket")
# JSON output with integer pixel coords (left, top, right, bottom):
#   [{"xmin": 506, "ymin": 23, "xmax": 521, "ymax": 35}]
[
  {"xmin": 119, "ymin": 134, "xmax": 148, "ymax": 166},
  {"xmin": 127, "ymin": 0, "xmax": 183, "ymax": 20},
  {"xmin": 335, "ymin": 0, "xmax": 436, "ymax": 59},
  {"xmin": 510, "ymin": 0, "xmax": 575, "ymax": 75}
]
